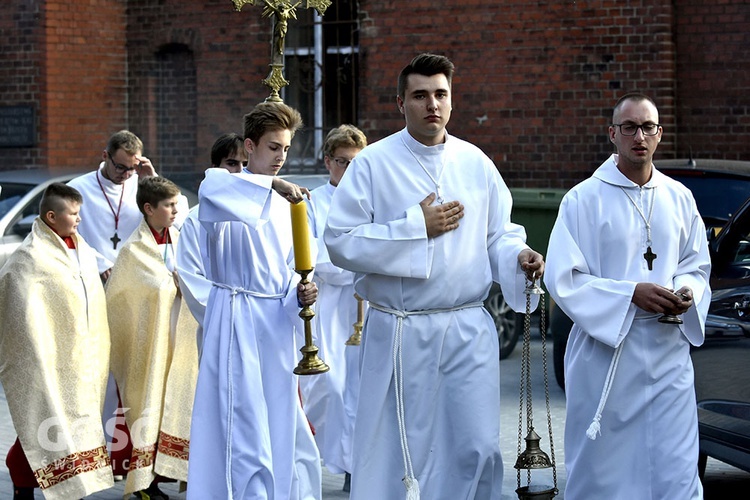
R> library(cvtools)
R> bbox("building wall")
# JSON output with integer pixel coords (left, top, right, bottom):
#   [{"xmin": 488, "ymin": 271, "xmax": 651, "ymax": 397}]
[
  {"xmin": 1, "ymin": 1, "xmax": 45, "ymax": 169},
  {"xmin": 674, "ymin": 0, "xmax": 750, "ymax": 161},
  {"xmin": 0, "ymin": 0, "xmax": 747, "ymax": 189},
  {"xmin": 0, "ymin": 0, "xmax": 127, "ymax": 172},
  {"xmin": 124, "ymin": 0, "xmax": 274, "ymax": 190},
  {"xmin": 357, "ymin": 0, "xmax": 680, "ymax": 187}
]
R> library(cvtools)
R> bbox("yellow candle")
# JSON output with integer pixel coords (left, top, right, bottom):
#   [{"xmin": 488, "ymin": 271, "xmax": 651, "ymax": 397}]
[{"xmin": 290, "ymin": 200, "xmax": 313, "ymax": 270}]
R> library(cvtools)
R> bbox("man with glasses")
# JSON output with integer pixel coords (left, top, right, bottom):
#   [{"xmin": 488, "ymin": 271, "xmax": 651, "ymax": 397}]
[
  {"xmin": 68, "ymin": 130, "xmax": 157, "ymax": 281},
  {"xmin": 544, "ymin": 92, "xmax": 710, "ymax": 499},
  {"xmin": 299, "ymin": 124, "xmax": 367, "ymax": 490}
]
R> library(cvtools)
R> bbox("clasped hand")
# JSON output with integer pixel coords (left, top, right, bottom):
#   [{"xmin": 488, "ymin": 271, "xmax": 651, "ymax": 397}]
[{"xmin": 632, "ymin": 283, "xmax": 693, "ymax": 315}]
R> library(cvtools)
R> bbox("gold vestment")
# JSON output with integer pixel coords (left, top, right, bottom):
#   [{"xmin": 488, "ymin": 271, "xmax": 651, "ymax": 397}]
[
  {"xmin": 0, "ymin": 219, "xmax": 113, "ymax": 498},
  {"xmin": 106, "ymin": 219, "xmax": 199, "ymax": 495}
]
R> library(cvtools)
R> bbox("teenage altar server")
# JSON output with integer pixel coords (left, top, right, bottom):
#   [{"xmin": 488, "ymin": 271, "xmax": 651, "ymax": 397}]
[
  {"xmin": 324, "ymin": 53, "xmax": 545, "ymax": 500},
  {"xmin": 176, "ymin": 133, "xmax": 246, "ymax": 354},
  {"xmin": 300, "ymin": 124, "xmax": 367, "ymax": 483},
  {"xmin": 187, "ymin": 102, "xmax": 321, "ymax": 499},
  {"xmin": 106, "ymin": 176, "xmax": 199, "ymax": 499}
]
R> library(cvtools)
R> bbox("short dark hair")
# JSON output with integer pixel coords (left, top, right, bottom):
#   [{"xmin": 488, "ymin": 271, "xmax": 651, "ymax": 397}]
[
  {"xmin": 612, "ymin": 92, "xmax": 658, "ymax": 122},
  {"xmin": 397, "ymin": 53, "xmax": 455, "ymax": 100},
  {"xmin": 40, "ymin": 182, "xmax": 83, "ymax": 216},
  {"xmin": 136, "ymin": 177, "xmax": 181, "ymax": 215},
  {"xmin": 323, "ymin": 124, "xmax": 368, "ymax": 158},
  {"xmin": 211, "ymin": 133, "xmax": 246, "ymax": 167},
  {"xmin": 243, "ymin": 102, "xmax": 303, "ymax": 145},
  {"xmin": 106, "ymin": 130, "xmax": 143, "ymax": 156}
]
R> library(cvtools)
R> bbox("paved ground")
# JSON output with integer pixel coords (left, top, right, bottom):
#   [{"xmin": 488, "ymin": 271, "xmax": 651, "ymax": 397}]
[{"xmin": 1, "ymin": 326, "xmax": 748, "ymax": 498}]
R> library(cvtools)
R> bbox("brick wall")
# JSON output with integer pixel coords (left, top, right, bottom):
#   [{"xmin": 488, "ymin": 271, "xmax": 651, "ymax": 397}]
[
  {"xmin": 1, "ymin": 0, "xmax": 748, "ymax": 189},
  {"xmin": 0, "ymin": 1, "xmax": 44, "ymax": 169},
  {"xmin": 357, "ymin": 0, "xmax": 681, "ymax": 187},
  {"xmin": 0, "ymin": 1, "xmax": 126, "ymax": 172},
  {"xmin": 125, "ymin": 0, "xmax": 273, "ymax": 189},
  {"xmin": 43, "ymin": 0, "xmax": 126, "ymax": 172},
  {"xmin": 674, "ymin": 0, "xmax": 750, "ymax": 161}
]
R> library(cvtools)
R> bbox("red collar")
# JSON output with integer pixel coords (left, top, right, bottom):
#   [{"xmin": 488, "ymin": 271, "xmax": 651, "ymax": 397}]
[
  {"xmin": 62, "ymin": 236, "xmax": 76, "ymax": 249},
  {"xmin": 149, "ymin": 226, "xmax": 170, "ymax": 245},
  {"xmin": 47, "ymin": 224, "xmax": 76, "ymax": 249}
]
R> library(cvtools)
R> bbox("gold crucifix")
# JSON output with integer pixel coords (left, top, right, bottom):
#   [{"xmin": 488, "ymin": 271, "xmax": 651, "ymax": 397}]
[{"xmin": 232, "ymin": 0, "xmax": 332, "ymax": 102}]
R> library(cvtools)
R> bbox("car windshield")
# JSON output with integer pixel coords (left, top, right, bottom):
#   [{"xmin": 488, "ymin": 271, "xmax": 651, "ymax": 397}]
[
  {"xmin": 0, "ymin": 182, "xmax": 35, "ymax": 220},
  {"xmin": 666, "ymin": 173, "xmax": 750, "ymax": 226}
]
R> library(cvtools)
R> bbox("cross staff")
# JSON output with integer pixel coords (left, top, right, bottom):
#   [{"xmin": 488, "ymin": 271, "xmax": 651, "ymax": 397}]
[{"xmin": 232, "ymin": 0, "xmax": 332, "ymax": 102}]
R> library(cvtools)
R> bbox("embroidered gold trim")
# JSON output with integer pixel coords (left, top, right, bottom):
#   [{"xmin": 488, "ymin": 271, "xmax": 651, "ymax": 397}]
[
  {"xmin": 157, "ymin": 431, "xmax": 190, "ymax": 461},
  {"xmin": 34, "ymin": 446, "xmax": 110, "ymax": 489}
]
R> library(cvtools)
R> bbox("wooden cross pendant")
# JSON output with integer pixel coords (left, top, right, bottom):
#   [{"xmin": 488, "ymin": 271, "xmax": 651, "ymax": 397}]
[
  {"xmin": 644, "ymin": 246, "xmax": 657, "ymax": 271},
  {"xmin": 111, "ymin": 232, "xmax": 121, "ymax": 250}
]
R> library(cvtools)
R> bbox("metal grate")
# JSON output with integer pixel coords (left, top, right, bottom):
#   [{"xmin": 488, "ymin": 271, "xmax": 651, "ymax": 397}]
[{"xmin": 282, "ymin": 0, "xmax": 360, "ymax": 173}]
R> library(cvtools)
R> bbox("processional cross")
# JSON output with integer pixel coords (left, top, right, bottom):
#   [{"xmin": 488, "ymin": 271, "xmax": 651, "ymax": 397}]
[{"xmin": 232, "ymin": 0, "xmax": 332, "ymax": 102}]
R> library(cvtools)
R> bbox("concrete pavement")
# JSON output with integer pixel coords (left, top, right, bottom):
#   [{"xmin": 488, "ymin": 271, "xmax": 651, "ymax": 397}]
[
  {"xmin": 0, "ymin": 331, "xmax": 563, "ymax": 499},
  {"xmin": 2, "ymin": 328, "xmax": 748, "ymax": 498}
]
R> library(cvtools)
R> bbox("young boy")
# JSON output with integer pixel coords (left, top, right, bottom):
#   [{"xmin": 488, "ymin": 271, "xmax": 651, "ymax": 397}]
[
  {"xmin": 187, "ymin": 102, "xmax": 322, "ymax": 499},
  {"xmin": 106, "ymin": 176, "xmax": 199, "ymax": 500},
  {"xmin": 0, "ymin": 183, "xmax": 114, "ymax": 499},
  {"xmin": 176, "ymin": 132, "xmax": 247, "ymax": 354},
  {"xmin": 300, "ymin": 125, "xmax": 367, "ymax": 485}
]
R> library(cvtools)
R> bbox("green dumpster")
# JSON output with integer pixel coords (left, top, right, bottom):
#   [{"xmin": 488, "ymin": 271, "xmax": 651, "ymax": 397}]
[
  {"xmin": 510, "ymin": 188, "xmax": 568, "ymax": 319},
  {"xmin": 510, "ymin": 188, "xmax": 568, "ymax": 259},
  {"xmin": 487, "ymin": 188, "xmax": 567, "ymax": 359}
]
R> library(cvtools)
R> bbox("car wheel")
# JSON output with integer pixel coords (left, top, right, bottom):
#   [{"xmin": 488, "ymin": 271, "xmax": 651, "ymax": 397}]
[
  {"xmin": 484, "ymin": 287, "xmax": 522, "ymax": 360},
  {"xmin": 698, "ymin": 452, "xmax": 707, "ymax": 479}
]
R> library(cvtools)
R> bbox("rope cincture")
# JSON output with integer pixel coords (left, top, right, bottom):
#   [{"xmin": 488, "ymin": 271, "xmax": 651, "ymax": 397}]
[
  {"xmin": 212, "ymin": 282, "xmax": 284, "ymax": 498},
  {"xmin": 368, "ymin": 301, "xmax": 483, "ymax": 500},
  {"xmin": 586, "ymin": 343, "xmax": 624, "ymax": 440}
]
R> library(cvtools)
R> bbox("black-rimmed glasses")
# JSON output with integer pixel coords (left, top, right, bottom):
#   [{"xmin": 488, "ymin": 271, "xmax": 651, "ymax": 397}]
[
  {"xmin": 108, "ymin": 152, "xmax": 139, "ymax": 173},
  {"xmin": 332, "ymin": 157, "xmax": 353, "ymax": 168},
  {"xmin": 612, "ymin": 122, "xmax": 661, "ymax": 136}
]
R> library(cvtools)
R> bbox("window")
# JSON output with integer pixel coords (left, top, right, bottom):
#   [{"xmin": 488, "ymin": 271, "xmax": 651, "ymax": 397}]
[{"xmin": 283, "ymin": 1, "xmax": 360, "ymax": 172}]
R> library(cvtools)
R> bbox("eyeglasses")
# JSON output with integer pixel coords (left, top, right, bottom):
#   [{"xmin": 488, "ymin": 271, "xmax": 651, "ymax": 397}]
[
  {"xmin": 332, "ymin": 157, "xmax": 354, "ymax": 168},
  {"xmin": 108, "ymin": 152, "xmax": 139, "ymax": 173},
  {"xmin": 612, "ymin": 122, "xmax": 661, "ymax": 136}
]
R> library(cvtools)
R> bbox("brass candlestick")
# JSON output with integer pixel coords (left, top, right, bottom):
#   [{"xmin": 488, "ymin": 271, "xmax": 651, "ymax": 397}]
[
  {"xmin": 345, "ymin": 293, "xmax": 364, "ymax": 346},
  {"xmin": 294, "ymin": 268, "xmax": 329, "ymax": 375}
]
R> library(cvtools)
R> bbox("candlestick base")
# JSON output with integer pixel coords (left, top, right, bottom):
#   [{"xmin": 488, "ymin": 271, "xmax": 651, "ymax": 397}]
[
  {"xmin": 294, "ymin": 268, "xmax": 329, "ymax": 375},
  {"xmin": 345, "ymin": 294, "xmax": 364, "ymax": 346},
  {"xmin": 345, "ymin": 329, "xmax": 362, "ymax": 346},
  {"xmin": 294, "ymin": 342, "xmax": 330, "ymax": 375}
]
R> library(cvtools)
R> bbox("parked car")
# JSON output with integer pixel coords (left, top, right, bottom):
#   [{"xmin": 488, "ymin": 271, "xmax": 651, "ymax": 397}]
[
  {"xmin": 0, "ymin": 169, "xmax": 198, "ymax": 269},
  {"xmin": 548, "ymin": 158, "xmax": 750, "ymax": 475},
  {"xmin": 693, "ymin": 195, "xmax": 750, "ymax": 475}
]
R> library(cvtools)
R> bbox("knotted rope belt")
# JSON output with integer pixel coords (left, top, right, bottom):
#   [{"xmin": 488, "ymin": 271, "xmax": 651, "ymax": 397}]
[
  {"xmin": 367, "ymin": 300, "xmax": 484, "ymax": 500},
  {"xmin": 212, "ymin": 282, "xmax": 285, "ymax": 498}
]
